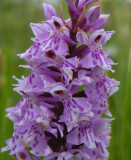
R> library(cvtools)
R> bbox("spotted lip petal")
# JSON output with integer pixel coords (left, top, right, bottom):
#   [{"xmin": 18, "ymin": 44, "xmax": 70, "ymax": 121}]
[
  {"xmin": 77, "ymin": 29, "xmax": 116, "ymax": 72},
  {"xmin": 60, "ymin": 96, "xmax": 92, "ymax": 131},
  {"xmin": 1, "ymin": 134, "xmax": 24, "ymax": 155},
  {"xmin": 18, "ymin": 43, "xmax": 44, "ymax": 67},
  {"xmin": 67, "ymin": 120, "xmax": 96, "ymax": 149},
  {"xmin": 85, "ymin": 74, "xmax": 120, "ymax": 100},
  {"xmin": 13, "ymin": 72, "xmax": 56, "ymax": 98},
  {"xmin": 16, "ymin": 149, "xmax": 39, "ymax": 160},
  {"xmin": 15, "ymin": 121, "xmax": 52, "ymax": 157},
  {"xmin": 77, "ymin": 143, "xmax": 109, "ymax": 160}
]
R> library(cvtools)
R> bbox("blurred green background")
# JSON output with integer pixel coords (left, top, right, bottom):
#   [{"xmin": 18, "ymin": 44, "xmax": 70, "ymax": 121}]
[{"xmin": 0, "ymin": 0, "xmax": 131, "ymax": 159}]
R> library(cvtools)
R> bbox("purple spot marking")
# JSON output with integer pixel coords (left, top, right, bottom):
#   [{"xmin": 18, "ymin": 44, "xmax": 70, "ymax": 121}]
[
  {"xmin": 19, "ymin": 129, "xmax": 28, "ymax": 135},
  {"xmin": 12, "ymin": 145, "xmax": 16, "ymax": 151},
  {"xmin": 93, "ymin": 60, "xmax": 97, "ymax": 65},
  {"xmin": 35, "ymin": 152, "xmax": 39, "ymax": 155},
  {"xmin": 33, "ymin": 141, "xmax": 38, "ymax": 148},
  {"xmin": 92, "ymin": 51, "xmax": 94, "ymax": 58},
  {"xmin": 32, "ymin": 74, "xmax": 35, "ymax": 78},
  {"xmin": 53, "ymin": 20, "xmax": 61, "ymax": 29},
  {"xmin": 12, "ymin": 137, "xmax": 15, "ymax": 143},
  {"xmin": 19, "ymin": 152, "xmax": 26, "ymax": 159},
  {"xmin": 29, "ymin": 76, "xmax": 32, "ymax": 85}
]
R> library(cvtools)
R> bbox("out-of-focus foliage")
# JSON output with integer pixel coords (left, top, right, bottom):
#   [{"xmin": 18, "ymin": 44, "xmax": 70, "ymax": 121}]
[{"xmin": 0, "ymin": 0, "xmax": 131, "ymax": 159}]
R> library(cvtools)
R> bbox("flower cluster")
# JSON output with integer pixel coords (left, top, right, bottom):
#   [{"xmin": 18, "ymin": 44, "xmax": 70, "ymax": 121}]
[{"xmin": 1, "ymin": 1, "xmax": 119, "ymax": 160}]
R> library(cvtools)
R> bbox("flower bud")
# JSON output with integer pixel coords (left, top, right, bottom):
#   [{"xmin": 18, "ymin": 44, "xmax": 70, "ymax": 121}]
[
  {"xmin": 89, "ymin": 14, "xmax": 110, "ymax": 32},
  {"xmin": 86, "ymin": 6, "xmax": 101, "ymax": 25}
]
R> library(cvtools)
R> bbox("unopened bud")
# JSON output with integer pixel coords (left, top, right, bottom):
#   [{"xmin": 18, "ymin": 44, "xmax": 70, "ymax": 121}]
[{"xmin": 86, "ymin": 6, "xmax": 101, "ymax": 25}]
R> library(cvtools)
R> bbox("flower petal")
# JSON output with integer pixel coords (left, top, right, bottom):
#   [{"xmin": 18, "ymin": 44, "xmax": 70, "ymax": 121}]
[{"xmin": 43, "ymin": 3, "xmax": 57, "ymax": 20}]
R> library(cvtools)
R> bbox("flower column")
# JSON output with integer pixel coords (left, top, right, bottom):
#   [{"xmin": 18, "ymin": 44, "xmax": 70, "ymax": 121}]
[{"xmin": 1, "ymin": 1, "xmax": 119, "ymax": 160}]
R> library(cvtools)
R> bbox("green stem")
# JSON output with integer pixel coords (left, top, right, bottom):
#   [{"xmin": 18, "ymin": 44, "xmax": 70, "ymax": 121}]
[{"xmin": 120, "ymin": 44, "xmax": 131, "ymax": 160}]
